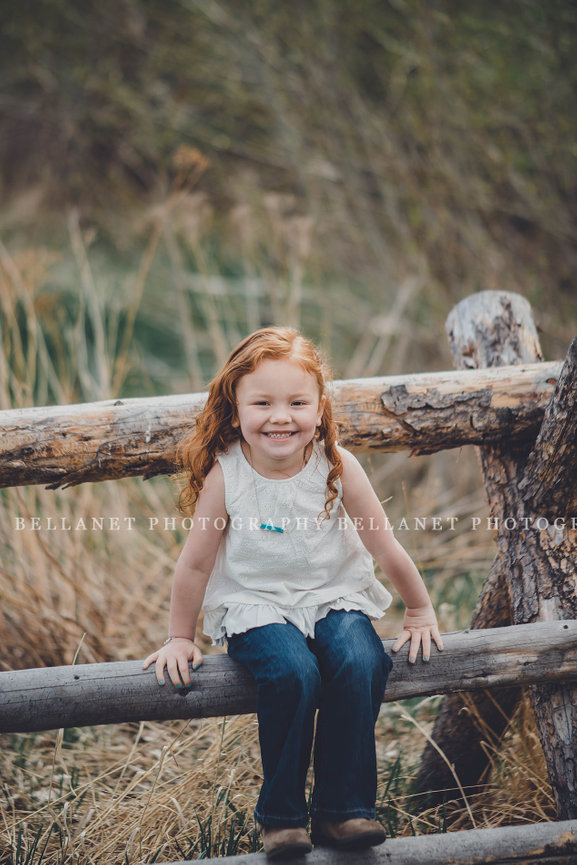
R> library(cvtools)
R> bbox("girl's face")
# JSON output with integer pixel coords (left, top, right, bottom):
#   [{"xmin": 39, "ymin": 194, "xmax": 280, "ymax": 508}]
[{"xmin": 233, "ymin": 358, "xmax": 325, "ymax": 476}]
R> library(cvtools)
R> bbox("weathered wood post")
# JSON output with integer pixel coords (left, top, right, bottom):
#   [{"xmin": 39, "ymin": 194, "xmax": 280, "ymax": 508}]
[
  {"xmin": 497, "ymin": 335, "xmax": 577, "ymax": 818},
  {"xmin": 416, "ymin": 291, "xmax": 543, "ymax": 799},
  {"xmin": 417, "ymin": 291, "xmax": 577, "ymax": 819}
]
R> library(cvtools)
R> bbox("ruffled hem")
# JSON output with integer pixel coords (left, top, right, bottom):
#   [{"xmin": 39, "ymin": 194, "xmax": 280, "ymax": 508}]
[{"xmin": 203, "ymin": 581, "xmax": 393, "ymax": 646}]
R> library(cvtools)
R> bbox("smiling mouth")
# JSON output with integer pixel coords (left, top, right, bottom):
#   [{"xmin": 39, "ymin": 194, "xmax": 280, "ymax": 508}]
[{"xmin": 263, "ymin": 432, "xmax": 296, "ymax": 439}]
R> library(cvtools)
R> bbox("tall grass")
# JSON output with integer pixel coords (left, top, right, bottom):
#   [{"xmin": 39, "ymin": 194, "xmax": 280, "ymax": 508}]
[{"xmin": 0, "ymin": 190, "xmax": 556, "ymax": 862}]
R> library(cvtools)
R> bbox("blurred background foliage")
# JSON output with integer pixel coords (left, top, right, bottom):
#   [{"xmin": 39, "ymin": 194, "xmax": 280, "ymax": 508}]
[{"xmin": 0, "ymin": 0, "xmax": 575, "ymax": 403}]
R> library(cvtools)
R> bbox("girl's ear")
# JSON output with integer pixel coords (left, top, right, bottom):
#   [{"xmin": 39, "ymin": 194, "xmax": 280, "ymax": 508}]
[{"xmin": 316, "ymin": 395, "xmax": 326, "ymax": 426}]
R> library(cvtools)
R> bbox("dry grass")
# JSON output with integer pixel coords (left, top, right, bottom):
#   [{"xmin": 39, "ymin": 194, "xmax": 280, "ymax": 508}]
[
  {"xmin": 1, "ymin": 716, "xmax": 262, "ymax": 863},
  {"xmin": 0, "ymin": 696, "xmax": 555, "ymax": 863},
  {"xmin": 373, "ymin": 693, "xmax": 555, "ymax": 839}
]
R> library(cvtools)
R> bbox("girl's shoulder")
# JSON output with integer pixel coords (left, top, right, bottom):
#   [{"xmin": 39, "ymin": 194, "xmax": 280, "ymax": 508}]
[
  {"xmin": 311, "ymin": 440, "xmax": 354, "ymax": 475},
  {"xmin": 333, "ymin": 442, "xmax": 359, "ymax": 471},
  {"xmin": 335, "ymin": 442, "xmax": 353, "ymax": 459},
  {"xmin": 214, "ymin": 439, "xmax": 249, "ymax": 494},
  {"xmin": 334, "ymin": 445, "xmax": 369, "ymax": 485},
  {"xmin": 215, "ymin": 438, "xmax": 243, "ymax": 466}
]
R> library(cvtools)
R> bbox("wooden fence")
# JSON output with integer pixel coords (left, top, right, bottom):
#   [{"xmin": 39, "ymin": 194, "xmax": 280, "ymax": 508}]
[{"xmin": 1, "ymin": 290, "xmax": 577, "ymax": 864}]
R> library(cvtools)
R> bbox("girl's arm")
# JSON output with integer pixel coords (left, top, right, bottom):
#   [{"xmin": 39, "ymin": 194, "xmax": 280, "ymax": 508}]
[
  {"xmin": 143, "ymin": 462, "xmax": 228, "ymax": 687},
  {"xmin": 340, "ymin": 448, "xmax": 444, "ymax": 663}
]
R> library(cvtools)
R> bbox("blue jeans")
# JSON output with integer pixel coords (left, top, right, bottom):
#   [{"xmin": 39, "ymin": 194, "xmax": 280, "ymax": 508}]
[{"xmin": 227, "ymin": 609, "xmax": 392, "ymax": 827}]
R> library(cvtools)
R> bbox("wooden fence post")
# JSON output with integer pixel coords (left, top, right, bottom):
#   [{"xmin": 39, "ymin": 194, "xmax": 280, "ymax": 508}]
[
  {"xmin": 494, "ymin": 335, "xmax": 577, "ymax": 818},
  {"xmin": 417, "ymin": 291, "xmax": 577, "ymax": 819},
  {"xmin": 416, "ymin": 291, "xmax": 543, "ymax": 799}
]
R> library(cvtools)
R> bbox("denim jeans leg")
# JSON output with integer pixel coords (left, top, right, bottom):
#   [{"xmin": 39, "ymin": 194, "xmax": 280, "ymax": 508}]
[
  {"xmin": 309, "ymin": 610, "xmax": 393, "ymax": 821},
  {"xmin": 227, "ymin": 622, "xmax": 321, "ymax": 827}
]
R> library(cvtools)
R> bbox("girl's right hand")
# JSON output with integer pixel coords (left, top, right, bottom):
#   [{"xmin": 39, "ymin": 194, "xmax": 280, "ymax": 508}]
[{"xmin": 142, "ymin": 638, "xmax": 203, "ymax": 688}]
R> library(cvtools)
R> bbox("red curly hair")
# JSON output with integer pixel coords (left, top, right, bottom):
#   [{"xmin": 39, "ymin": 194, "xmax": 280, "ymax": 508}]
[{"xmin": 177, "ymin": 327, "xmax": 343, "ymax": 518}]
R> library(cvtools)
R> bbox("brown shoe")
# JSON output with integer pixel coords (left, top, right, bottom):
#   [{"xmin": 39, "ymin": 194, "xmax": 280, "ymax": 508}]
[
  {"xmin": 310, "ymin": 818, "xmax": 386, "ymax": 850},
  {"xmin": 259, "ymin": 825, "xmax": 312, "ymax": 859}
]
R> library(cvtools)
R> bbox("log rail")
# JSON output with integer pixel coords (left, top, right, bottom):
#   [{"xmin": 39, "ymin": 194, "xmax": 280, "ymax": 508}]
[
  {"xmin": 1, "ymin": 621, "xmax": 576, "ymax": 734},
  {"xmin": 157, "ymin": 820, "xmax": 577, "ymax": 865},
  {"xmin": 0, "ymin": 362, "xmax": 560, "ymax": 489}
]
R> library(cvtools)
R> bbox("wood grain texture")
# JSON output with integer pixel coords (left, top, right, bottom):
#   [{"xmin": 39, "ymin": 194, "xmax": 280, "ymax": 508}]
[
  {"xmin": 489, "ymin": 431, "xmax": 577, "ymax": 819},
  {"xmin": 0, "ymin": 362, "xmax": 559, "ymax": 489},
  {"xmin": 1, "ymin": 621, "xmax": 576, "ymax": 734},
  {"xmin": 519, "ymin": 335, "xmax": 577, "ymax": 518}
]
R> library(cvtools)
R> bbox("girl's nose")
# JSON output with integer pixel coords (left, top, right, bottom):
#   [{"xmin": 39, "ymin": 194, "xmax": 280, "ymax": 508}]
[{"xmin": 270, "ymin": 409, "xmax": 292, "ymax": 424}]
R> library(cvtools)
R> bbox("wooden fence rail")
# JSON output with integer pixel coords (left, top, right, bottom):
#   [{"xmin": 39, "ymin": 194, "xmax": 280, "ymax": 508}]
[
  {"xmin": 0, "ymin": 361, "xmax": 560, "ymax": 489},
  {"xmin": 1, "ymin": 621, "xmax": 576, "ymax": 734}
]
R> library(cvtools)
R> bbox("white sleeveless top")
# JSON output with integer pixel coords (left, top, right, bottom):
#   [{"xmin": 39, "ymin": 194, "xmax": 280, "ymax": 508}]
[{"xmin": 202, "ymin": 439, "xmax": 393, "ymax": 645}]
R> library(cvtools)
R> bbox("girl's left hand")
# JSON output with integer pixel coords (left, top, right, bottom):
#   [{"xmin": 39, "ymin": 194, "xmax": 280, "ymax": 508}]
[
  {"xmin": 143, "ymin": 638, "xmax": 203, "ymax": 688},
  {"xmin": 392, "ymin": 603, "xmax": 444, "ymax": 664}
]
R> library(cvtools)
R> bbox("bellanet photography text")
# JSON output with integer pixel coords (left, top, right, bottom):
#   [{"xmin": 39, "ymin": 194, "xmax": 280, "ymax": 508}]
[{"xmin": 12, "ymin": 514, "xmax": 577, "ymax": 533}]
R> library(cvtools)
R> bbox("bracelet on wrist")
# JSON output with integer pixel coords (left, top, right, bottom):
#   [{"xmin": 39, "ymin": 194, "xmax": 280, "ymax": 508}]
[{"xmin": 163, "ymin": 636, "xmax": 194, "ymax": 645}]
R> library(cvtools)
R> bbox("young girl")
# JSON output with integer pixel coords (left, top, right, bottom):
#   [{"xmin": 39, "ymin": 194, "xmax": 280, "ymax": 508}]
[{"xmin": 144, "ymin": 327, "xmax": 443, "ymax": 859}]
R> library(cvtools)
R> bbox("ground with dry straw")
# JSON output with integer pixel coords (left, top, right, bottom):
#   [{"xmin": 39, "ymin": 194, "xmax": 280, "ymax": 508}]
[{"xmin": 1, "ymin": 695, "xmax": 555, "ymax": 863}]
